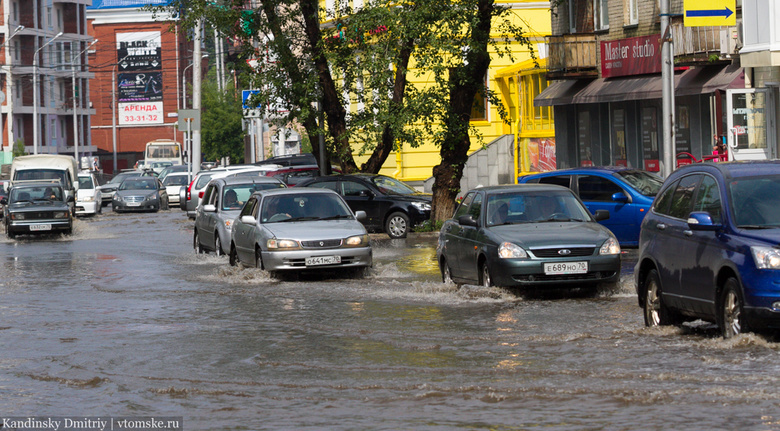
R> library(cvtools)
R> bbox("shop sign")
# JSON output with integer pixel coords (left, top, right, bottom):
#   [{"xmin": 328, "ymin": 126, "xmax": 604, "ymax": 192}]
[
  {"xmin": 118, "ymin": 102, "xmax": 164, "ymax": 125},
  {"xmin": 117, "ymin": 31, "xmax": 162, "ymax": 71},
  {"xmin": 601, "ymin": 35, "xmax": 661, "ymax": 78},
  {"xmin": 118, "ymin": 72, "xmax": 163, "ymax": 102}
]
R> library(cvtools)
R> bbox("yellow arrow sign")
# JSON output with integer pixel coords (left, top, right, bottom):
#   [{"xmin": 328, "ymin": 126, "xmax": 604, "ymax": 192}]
[{"xmin": 684, "ymin": 0, "xmax": 736, "ymax": 27}]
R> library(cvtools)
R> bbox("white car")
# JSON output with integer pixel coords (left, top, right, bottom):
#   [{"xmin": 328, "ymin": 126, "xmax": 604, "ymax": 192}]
[
  {"xmin": 180, "ymin": 164, "xmax": 282, "ymax": 218},
  {"xmin": 76, "ymin": 172, "xmax": 103, "ymax": 216},
  {"xmin": 162, "ymin": 172, "xmax": 190, "ymax": 205}
]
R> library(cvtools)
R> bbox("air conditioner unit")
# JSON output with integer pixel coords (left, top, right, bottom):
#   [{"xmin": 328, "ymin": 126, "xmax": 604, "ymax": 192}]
[{"xmin": 720, "ymin": 21, "xmax": 743, "ymax": 56}]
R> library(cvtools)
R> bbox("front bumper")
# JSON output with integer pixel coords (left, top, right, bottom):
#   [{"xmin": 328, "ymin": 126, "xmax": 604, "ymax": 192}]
[
  {"xmin": 113, "ymin": 198, "xmax": 161, "ymax": 212},
  {"xmin": 261, "ymin": 246, "xmax": 373, "ymax": 271},
  {"xmin": 7, "ymin": 219, "xmax": 72, "ymax": 235},
  {"xmin": 488, "ymin": 254, "xmax": 621, "ymax": 288},
  {"xmin": 76, "ymin": 200, "xmax": 99, "ymax": 215}
]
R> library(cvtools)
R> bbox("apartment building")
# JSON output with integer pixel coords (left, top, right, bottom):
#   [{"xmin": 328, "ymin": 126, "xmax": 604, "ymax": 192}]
[
  {"xmin": 0, "ymin": 0, "xmax": 96, "ymax": 165},
  {"xmin": 536, "ymin": 0, "xmax": 745, "ymax": 172}
]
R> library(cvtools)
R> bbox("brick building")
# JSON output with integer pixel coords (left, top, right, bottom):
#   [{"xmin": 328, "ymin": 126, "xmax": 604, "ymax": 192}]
[{"xmin": 86, "ymin": 0, "xmax": 196, "ymax": 173}]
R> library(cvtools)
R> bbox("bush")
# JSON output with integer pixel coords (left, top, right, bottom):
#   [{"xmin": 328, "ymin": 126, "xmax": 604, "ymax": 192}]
[{"xmin": 413, "ymin": 219, "xmax": 443, "ymax": 232}]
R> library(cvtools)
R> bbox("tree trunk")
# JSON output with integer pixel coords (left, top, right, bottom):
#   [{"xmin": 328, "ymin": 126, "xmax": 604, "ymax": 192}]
[
  {"xmin": 300, "ymin": 0, "xmax": 358, "ymax": 173},
  {"xmin": 361, "ymin": 38, "xmax": 415, "ymax": 174},
  {"xmin": 430, "ymin": 0, "xmax": 494, "ymax": 221}
]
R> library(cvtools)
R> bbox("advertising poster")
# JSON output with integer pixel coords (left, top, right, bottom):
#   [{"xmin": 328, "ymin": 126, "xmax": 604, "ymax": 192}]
[
  {"xmin": 528, "ymin": 138, "xmax": 557, "ymax": 172},
  {"xmin": 642, "ymin": 107, "xmax": 659, "ymax": 171},
  {"xmin": 117, "ymin": 72, "xmax": 163, "ymax": 102},
  {"xmin": 116, "ymin": 31, "xmax": 162, "ymax": 71},
  {"xmin": 118, "ymin": 102, "xmax": 164, "ymax": 125},
  {"xmin": 578, "ymin": 111, "xmax": 593, "ymax": 166},
  {"xmin": 612, "ymin": 109, "xmax": 627, "ymax": 166}
]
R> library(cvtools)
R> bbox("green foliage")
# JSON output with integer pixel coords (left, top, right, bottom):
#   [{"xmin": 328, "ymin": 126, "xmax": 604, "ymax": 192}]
[
  {"xmin": 12, "ymin": 139, "xmax": 26, "ymax": 157},
  {"xmin": 200, "ymin": 68, "xmax": 245, "ymax": 164},
  {"xmin": 412, "ymin": 219, "xmax": 444, "ymax": 233}
]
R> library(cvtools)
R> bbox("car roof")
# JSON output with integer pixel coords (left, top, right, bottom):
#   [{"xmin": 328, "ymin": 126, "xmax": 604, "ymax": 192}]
[
  {"xmin": 12, "ymin": 180, "xmax": 64, "ymax": 189},
  {"xmin": 522, "ymin": 166, "xmax": 639, "ymax": 177},
  {"xmin": 215, "ymin": 176, "xmax": 286, "ymax": 186},
  {"xmin": 673, "ymin": 160, "xmax": 780, "ymax": 180},
  {"xmin": 254, "ymin": 187, "xmax": 337, "ymax": 198},
  {"xmin": 469, "ymin": 184, "xmax": 573, "ymax": 195}
]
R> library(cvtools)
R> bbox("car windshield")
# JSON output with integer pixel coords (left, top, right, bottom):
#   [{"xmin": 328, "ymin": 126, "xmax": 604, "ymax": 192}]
[
  {"xmin": 223, "ymin": 183, "xmax": 285, "ymax": 211},
  {"xmin": 260, "ymin": 193, "xmax": 352, "ymax": 223},
  {"xmin": 163, "ymin": 175, "xmax": 189, "ymax": 186},
  {"xmin": 11, "ymin": 186, "xmax": 63, "ymax": 202},
  {"xmin": 485, "ymin": 191, "xmax": 592, "ymax": 226},
  {"xmin": 107, "ymin": 173, "xmax": 137, "ymax": 185},
  {"xmin": 730, "ymin": 175, "xmax": 780, "ymax": 228},
  {"xmin": 78, "ymin": 176, "xmax": 95, "ymax": 189},
  {"xmin": 616, "ymin": 170, "xmax": 663, "ymax": 196},
  {"xmin": 119, "ymin": 179, "xmax": 156, "ymax": 191},
  {"xmin": 370, "ymin": 176, "xmax": 418, "ymax": 195},
  {"xmin": 195, "ymin": 173, "xmax": 215, "ymax": 189}
]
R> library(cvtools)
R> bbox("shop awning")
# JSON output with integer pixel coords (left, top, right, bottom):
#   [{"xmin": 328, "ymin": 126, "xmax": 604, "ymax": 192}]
[{"xmin": 535, "ymin": 64, "xmax": 744, "ymax": 106}]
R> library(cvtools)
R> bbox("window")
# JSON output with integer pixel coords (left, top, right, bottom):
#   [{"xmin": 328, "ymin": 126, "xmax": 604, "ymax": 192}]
[
  {"xmin": 240, "ymin": 197, "xmax": 258, "ymax": 218},
  {"xmin": 470, "ymin": 74, "xmax": 488, "ymax": 121},
  {"xmin": 627, "ymin": 0, "xmax": 638, "ymax": 25},
  {"xmin": 343, "ymin": 180, "xmax": 370, "ymax": 197},
  {"xmin": 468, "ymin": 193, "xmax": 484, "ymax": 222},
  {"xmin": 13, "ymin": 41, "xmax": 19, "ymax": 62},
  {"xmin": 594, "ymin": 0, "xmax": 609, "ymax": 30},
  {"xmin": 667, "ymin": 175, "xmax": 701, "ymax": 219},
  {"xmin": 12, "ymin": 2, "xmax": 18, "ymax": 23},
  {"xmin": 578, "ymin": 176, "xmax": 624, "ymax": 202},
  {"xmin": 538, "ymin": 175, "xmax": 572, "ymax": 188},
  {"xmin": 454, "ymin": 193, "xmax": 475, "ymax": 219},
  {"xmin": 693, "ymin": 175, "xmax": 722, "ymax": 224},
  {"xmin": 308, "ymin": 180, "xmax": 340, "ymax": 193}
]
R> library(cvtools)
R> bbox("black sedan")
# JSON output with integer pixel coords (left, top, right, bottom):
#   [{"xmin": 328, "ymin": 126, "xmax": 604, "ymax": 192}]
[
  {"xmin": 297, "ymin": 174, "xmax": 431, "ymax": 238},
  {"xmin": 437, "ymin": 184, "xmax": 621, "ymax": 289},
  {"xmin": 2, "ymin": 181, "xmax": 73, "ymax": 238},
  {"xmin": 112, "ymin": 177, "xmax": 169, "ymax": 212}
]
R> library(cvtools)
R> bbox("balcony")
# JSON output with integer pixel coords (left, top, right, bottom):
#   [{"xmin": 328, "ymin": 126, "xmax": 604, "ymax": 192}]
[
  {"xmin": 671, "ymin": 21, "xmax": 739, "ymax": 66},
  {"xmin": 546, "ymin": 34, "xmax": 598, "ymax": 79}
]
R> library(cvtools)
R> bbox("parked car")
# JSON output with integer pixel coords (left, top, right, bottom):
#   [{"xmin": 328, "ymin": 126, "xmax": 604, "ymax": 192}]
[
  {"xmin": 179, "ymin": 165, "xmax": 282, "ymax": 218},
  {"xmin": 194, "ymin": 176, "xmax": 287, "ymax": 256},
  {"xmin": 297, "ymin": 174, "xmax": 431, "ymax": 238},
  {"xmin": 266, "ymin": 164, "xmax": 341, "ymax": 186},
  {"xmin": 112, "ymin": 176, "xmax": 169, "ymax": 213},
  {"xmin": 2, "ymin": 180, "xmax": 73, "ymax": 238},
  {"xmin": 229, "ymin": 188, "xmax": 372, "ymax": 275},
  {"xmin": 158, "ymin": 164, "xmax": 191, "ymax": 182},
  {"xmin": 0, "ymin": 180, "xmax": 8, "ymax": 219},
  {"xmin": 96, "ymin": 171, "xmax": 147, "ymax": 207},
  {"xmin": 200, "ymin": 161, "xmax": 219, "ymax": 170},
  {"xmin": 635, "ymin": 161, "xmax": 780, "ymax": 338},
  {"xmin": 255, "ymin": 153, "xmax": 317, "ymax": 167},
  {"xmin": 519, "ymin": 167, "xmax": 664, "ymax": 247},
  {"xmin": 149, "ymin": 161, "xmax": 174, "ymax": 174},
  {"xmin": 76, "ymin": 173, "xmax": 103, "ymax": 216},
  {"xmin": 437, "ymin": 184, "xmax": 621, "ymax": 289},
  {"xmin": 162, "ymin": 172, "xmax": 190, "ymax": 205}
]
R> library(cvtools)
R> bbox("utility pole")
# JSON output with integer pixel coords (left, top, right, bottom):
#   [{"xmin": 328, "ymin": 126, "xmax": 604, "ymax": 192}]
[
  {"xmin": 661, "ymin": 0, "xmax": 676, "ymax": 178},
  {"xmin": 192, "ymin": 19, "xmax": 203, "ymax": 176},
  {"xmin": 72, "ymin": 39, "xmax": 97, "ymax": 167}
]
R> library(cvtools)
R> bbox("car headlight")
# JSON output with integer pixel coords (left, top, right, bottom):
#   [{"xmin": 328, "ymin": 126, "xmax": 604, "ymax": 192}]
[
  {"xmin": 498, "ymin": 241, "xmax": 528, "ymax": 258},
  {"xmin": 412, "ymin": 201, "xmax": 431, "ymax": 211},
  {"xmin": 114, "ymin": 195, "xmax": 123, "ymax": 202},
  {"xmin": 267, "ymin": 239, "xmax": 300, "ymax": 250},
  {"xmin": 599, "ymin": 237, "xmax": 621, "ymax": 255},
  {"xmin": 10, "ymin": 213, "xmax": 25, "ymax": 220},
  {"xmin": 224, "ymin": 219, "xmax": 233, "ymax": 231},
  {"xmin": 751, "ymin": 246, "xmax": 780, "ymax": 269},
  {"xmin": 344, "ymin": 234, "xmax": 369, "ymax": 247},
  {"xmin": 53, "ymin": 211, "xmax": 69, "ymax": 219},
  {"xmin": 80, "ymin": 196, "xmax": 94, "ymax": 202}
]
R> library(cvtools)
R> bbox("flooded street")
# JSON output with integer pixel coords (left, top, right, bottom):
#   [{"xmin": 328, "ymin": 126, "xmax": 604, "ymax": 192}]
[{"xmin": 2, "ymin": 210, "xmax": 780, "ymax": 430}]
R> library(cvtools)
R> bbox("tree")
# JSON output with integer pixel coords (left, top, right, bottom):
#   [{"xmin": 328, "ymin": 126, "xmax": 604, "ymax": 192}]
[{"xmin": 200, "ymin": 69, "xmax": 245, "ymax": 164}]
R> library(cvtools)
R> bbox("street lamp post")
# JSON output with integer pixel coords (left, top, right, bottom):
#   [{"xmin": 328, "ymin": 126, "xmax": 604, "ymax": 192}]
[
  {"xmin": 72, "ymin": 39, "xmax": 97, "ymax": 167},
  {"xmin": 182, "ymin": 54, "xmax": 208, "ymax": 110},
  {"xmin": 32, "ymin": 31, "xmax": 63, "ymax": 155}
]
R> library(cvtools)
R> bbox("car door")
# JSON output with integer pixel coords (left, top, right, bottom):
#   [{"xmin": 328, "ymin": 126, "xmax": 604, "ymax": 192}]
[
  {"xmin": 646, "ymin": 174, "xmax": 702, "ymax": 312},
  {"xmin": 341, "ymin": 179, "xmax": 383, "ymax": 231},
  {"xmin": 576, "ymin": 175, "xmax": 636, "ymax": 244},
  {"xmin": 233, "ymin": 196, "xmax": 259, "ymax": 264},
  {"xmin": 157, "ymin": 179, "xmax": 168, "ymax": 208},
  {"xmin": 440, "ymin": 192, "xmax": 475, "ymax": 280},
  {"xmin": 198, "ymin": 184, "xmax": 219, "ymax": 248},
  {"xmin": 458, "ymin": 192, "xmax": 484, "ymax": 284},
  {"xmin": 678, "ymin": 174, "xmax": 725, "ymax": 316}
]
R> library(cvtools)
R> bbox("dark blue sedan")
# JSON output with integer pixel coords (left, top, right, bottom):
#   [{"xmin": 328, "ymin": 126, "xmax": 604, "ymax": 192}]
[
  {"xmin": 519, "ymin": 167, "xmax": 663, "ymax": 247},
  {"xmin": 635, "ymin": 161, "xmax": 780, "ymax": 338}
]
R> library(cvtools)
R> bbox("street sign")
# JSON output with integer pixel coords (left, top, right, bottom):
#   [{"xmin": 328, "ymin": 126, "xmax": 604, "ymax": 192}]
[
  {"xmin": 684, "ymin": 0, "xmax": 736, "ymax": 27},
  {"xmin": 178, "ymin": 109, "xmax": 200, "ymax": 130},
  {"xmin": 242, "ymin": 89, "xmax": 262, "ymax": 109}
]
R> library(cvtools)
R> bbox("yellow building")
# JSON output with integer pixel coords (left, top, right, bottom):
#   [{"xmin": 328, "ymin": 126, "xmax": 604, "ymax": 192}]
[{"xmin": 342, "ymin": 0, "xmax": 553, "ymax": 183}]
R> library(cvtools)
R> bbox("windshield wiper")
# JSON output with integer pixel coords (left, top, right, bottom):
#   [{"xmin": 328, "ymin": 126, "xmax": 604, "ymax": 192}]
[
  {"xmin": 319, "ymin": 215, "xmax": 351, "ymax": 220},
  {"xmin": 279, "ymin": 216, "xmax": 318, "ymax": 222},
  {"xmin": 738, "ymin": 225, "xmax": 773, "ymax": 229}
]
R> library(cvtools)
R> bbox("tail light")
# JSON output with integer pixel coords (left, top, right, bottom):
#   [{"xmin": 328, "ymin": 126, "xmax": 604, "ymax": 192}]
[
  {"xmin": 198, "ymin": 191, "xmax": 205, "ymax": 199},
  {"xmin": 186, "ymin": 179, "xmax": 195, "ymax": 201}
]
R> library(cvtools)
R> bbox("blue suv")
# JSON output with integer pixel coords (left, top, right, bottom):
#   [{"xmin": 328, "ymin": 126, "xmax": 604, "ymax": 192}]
[
  {"xmin": 635, "ymin": 161, "xmax": 780, "ymax": 338},
  {"xmin": 519, "ymin": 167, "xmax": 663, "ymax": 246}
]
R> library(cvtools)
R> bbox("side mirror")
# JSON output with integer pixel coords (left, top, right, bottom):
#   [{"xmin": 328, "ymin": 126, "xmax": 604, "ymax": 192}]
[
  {"xmin": 67, "ymin": 195, "xmax": 75, "ymax": 203},
  {"xmin": 358, "ymin": 189, "xmax": 374, "ymax": 198},
  {"xmin": 240, "ymin": 215, "xmax": 256, "ymax": 225},
  {"xmin": 611, "ymin": 192, "xmax": 629, "ymax": 203},
  {"xmin": 458, "ymin": 214, "xmax": 478, "ymax": 227},
  {"xmin": 355, "ymin": 210, "xmax": 367, "ymax": 222},
  {"xmin": 593, "ymin": 209, "xmax": 610, "ymax": 221},
  {"xmin": 687, "ymin": 211, "xmax": 722, "ymax": 231},
  {"xmin": 202, "ymin": 204, "xmax": 216, "ymax": 213},
  {"xmin": 0, "ymin": 197, "xmax": 6, "ymax": 205}
]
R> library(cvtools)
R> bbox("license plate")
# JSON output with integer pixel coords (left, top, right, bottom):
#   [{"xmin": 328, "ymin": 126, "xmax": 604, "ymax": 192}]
[
  {"xmin": 127, "ymin": 202, "xmax": 142, "ymax": 206},
  {"xmin": 306, "ymin": 256, "xmax": 341, "ymax": 266},
  {"xmin": 544, "ymin": 261, "xmax": 588, "ymax": 275},
  {"xmin": 30, "ymin": 224, "xmax": 52, "ymax": 231}
]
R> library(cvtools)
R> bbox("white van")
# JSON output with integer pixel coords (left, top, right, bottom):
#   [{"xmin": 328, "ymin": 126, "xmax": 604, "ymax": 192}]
[{"xmin": 10, "ymin": 155, "xmax": 79, "ymax": 212}]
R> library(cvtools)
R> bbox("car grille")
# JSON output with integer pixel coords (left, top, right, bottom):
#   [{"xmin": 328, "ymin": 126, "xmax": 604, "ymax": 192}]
[
  {"xmin": 512, "ymin": 271, "xmax": 617, "ymax": 282},
  {"xmin": 301, "ymin": 239, "xmax": 342, "ymax": 248},
  {"xmin": 125, "ymin": 196, "xmax": 145, "ymax": 203},
  {"xmin": 285, "ymin": 256, "xmax": 359, "ymax": 267},
  {"xmin": 20, "ymin": 211, "xmax": 55, "ymax": 220},
  {"xmin": 530, "ymin": 247, "xmax": 595, "ymax": 258}
]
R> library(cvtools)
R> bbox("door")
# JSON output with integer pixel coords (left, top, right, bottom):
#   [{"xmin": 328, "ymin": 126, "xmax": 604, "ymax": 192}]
[
  {"xmin": 727, "ymin": 88, "xmax": 775, "ymax": 161},
  {"xmin": 341, "ymin": 180, "xmax": 383, "ymax": 231},
  {"xmin": 576, "ymin": 175, "xmax": 636, "ymax": 245}
]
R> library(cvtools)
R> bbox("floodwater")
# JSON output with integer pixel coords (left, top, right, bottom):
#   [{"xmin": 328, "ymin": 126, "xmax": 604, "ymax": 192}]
[{"xmin": 2, "ymin": 210, "xmax": 780, "ymax": 430}]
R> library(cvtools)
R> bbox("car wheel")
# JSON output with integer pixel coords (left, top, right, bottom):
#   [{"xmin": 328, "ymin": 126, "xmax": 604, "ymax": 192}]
[
  {"xmin": 480, "ymin": 262, "xmax": 493, "ymax": 288},
  {"xmin": 214, "ymin": 233, "xmax": 223, "ymax": 257},
  {"xmin": 441, "ymin": 258, "xmax": 455, "ymax": 285},
  {"xmin": 194, "ymin": 230, "xmax": 204, "ymax": 254},
  {"xmin": 7, "ymin": 229, "xmax": 15, "ymax": 239},
  {"xmin": 385, "ymin": 211, "xmax": 409, "ymax": 239},
  {"xmin": 644, "ymin": 269, "xmax": 671, "ymax": 327},
  {"xmin": 720, "ymin": 278, "xmax": 748, "ymax": 339},
  {"xmin": 255, "ymin": 247, "xmax": 263, "ymax": 269},
  {"xmin": 229, "ymin": 243, "xmax": 238, "ymax": 266}
]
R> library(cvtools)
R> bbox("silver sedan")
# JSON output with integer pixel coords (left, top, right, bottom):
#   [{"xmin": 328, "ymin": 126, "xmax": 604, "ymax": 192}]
[{"xmin": 229, "ymin": 188, "xmax": 372, "ymax": 275}]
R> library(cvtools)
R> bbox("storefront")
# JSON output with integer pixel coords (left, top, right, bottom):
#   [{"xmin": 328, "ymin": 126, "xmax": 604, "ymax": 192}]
[{"xmin": 536, "ymin": 34, "xmax": 744, "ymax": 173}]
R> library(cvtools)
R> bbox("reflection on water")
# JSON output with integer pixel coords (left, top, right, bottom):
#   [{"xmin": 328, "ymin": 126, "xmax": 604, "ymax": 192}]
[{"xmin": 1, "ymin": 214, "xmax": 780, "ymax": 430}]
